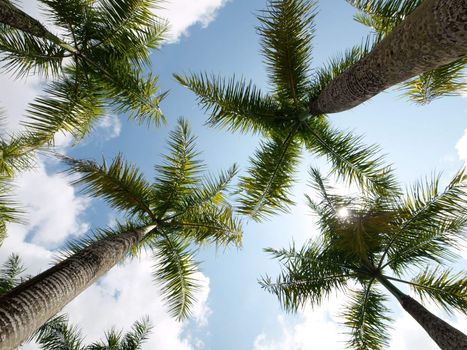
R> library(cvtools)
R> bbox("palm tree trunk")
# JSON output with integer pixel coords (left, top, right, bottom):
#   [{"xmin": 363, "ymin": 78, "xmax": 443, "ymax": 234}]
[
  {"xmin": 0, "ymin": 0, "xmax": 77, "ymax": 52},
  {"xmin": 309, "ymin": 0, "xmax": 467, "ymax": 115},
  {"xmin": 0, "ymin": 225, "xmax": 155, "ymax": 350},
  {"xmin": 377, "ymin": 276, "xmax": 467, "ymax": 350}
]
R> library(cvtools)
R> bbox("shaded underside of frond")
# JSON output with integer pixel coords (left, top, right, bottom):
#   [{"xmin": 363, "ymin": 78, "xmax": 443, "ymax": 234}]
[
  {"xmin": 299, "ymin": 118, "xmax": 399, "ymax": 197},
  {"xmin": 239, "ymin": 127, "xmax": 301, "ymax": 220},
  {"xmin": 174, "ymin": 73, "xmax": 279, "ymax": 134},
  {"xmin": 257, "ymin": 0, "xmax": 317, "ymax": 102},
  {"xmin": 260, "ymin": 242, "xmax": 351, "ymax": 312},
  {"xmin": 151, "ymin": 232, "xmax": 200, "ymax": 320},
  {"xmin": 384, "ymin": 169, "xmax": 467, "ymax": 272},
  {"xmin": 343, "ymin": 285, "xmax": 392, "ymax": 350},
  {"xmin": 62, "ymin": 154, "xmax": 154, "ymax": 219}
]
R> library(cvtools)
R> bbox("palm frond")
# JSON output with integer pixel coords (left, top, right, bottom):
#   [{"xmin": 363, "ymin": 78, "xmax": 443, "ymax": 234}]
[
  {"xmin": 173, "ymin": 205, "xmax": 243, "ymax": 247},
  {"xmin": 176, "ymin": 164, "xmax": 239, "ymax": 213},
  {"xmin": 32, "ymin": 314, "xmax": 85, "ymax": 350},
  {"xmin": 93, "ymin": 59, "xmax": 166, "ymax": 127},
  {"xmin": 348, "ymin": 0, "xmax": 422, "ymax": 36},
  {"xmin": 257, "ymin": 0, "xmax": 317, "ymax": 102},
  {"xmin": 238, "ymin": 126, "xmax": 301, "ymax": 220},
  {"xmin": 300, "ymin": 118, "xmax": 399, "ymax": 197},
  {"xmin": 151, "ymin": 231, "xmax": 200, "ymax": 320},
  {"xmin": 0, "ymin": 177, "xmax": 21, "ymax": 245},
  {"xmin": 62, "ymin": 154, "xmax": 154, "ymax": 219},
  {"xmin": 24, "ymin": 73, "xmax": 104, "ymax": 140},
  {"xmin": 260, "ymin": 242, "xmax": 351, "ymax": 312},
  {"xmin": 409, "ymin": 268, "xmax": 467, "ymax": 315},
  {"xmin": 401, "ymin": 58, "xmax": 467, "ymax": 104},
  {"xmin": 174, "ymin": 73, "xmax": 279, "ymax": 134},
  {"xmin": 119, "ymin": 316, "xmax": 152, "ymax": 350},
  {"xmin": 343, "ymin": 286, "xmax": 392, "ymax": 350},
  {"xmin": 0, "ymin": 132, "xmax": 45, "ymax": 177},
  {"xmin": 0, "ymin": 25, "xmax": 64, "ymax": 78},
  {"xmin": 0, "ymin": 253, "xmax": 26, "ymax": 294},
  {"xmin": 94, "ymin": 0, "xmax": 167, "ymax": 65},
  {"xmin": 151, "ymin": 118, "xmax": 203, "ymax": 216},
  {"xmin": 384, "ymin": 169, "xmax": 467, "ymax": 272}
]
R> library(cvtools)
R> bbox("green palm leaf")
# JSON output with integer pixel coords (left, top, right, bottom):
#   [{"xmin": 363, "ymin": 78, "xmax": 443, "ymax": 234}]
[
  {"xmin": 343, "ymin": 286, "xmax": 392, "ymax": 350},
  {"xmin": 0, "ymin": 254, "xmax": 26, "ymax": 294},
  {"xmin": 62, "ymin": 154, "xmax": 154, "ymax": 220},
  {"xmin": 258, "ymin": 0, "xmax": 317, "ymax": 102},
  {"xmin": 151, "ymin": 231, "xmax": 199, "ymax": 320},
  {"xmin": 409, "ymin": 268, "xmax": 467, "ymax": 315},
  {"xmin": 175, "ymin": 73, "xmax": 279, "ymax": 134},
  {"xmin": 239, "ymin": 127, "xmax": 301, "ymax": 220},
  {"xmin": 33, "ymin": 314, "xmax": 85, "ymax": 350}
]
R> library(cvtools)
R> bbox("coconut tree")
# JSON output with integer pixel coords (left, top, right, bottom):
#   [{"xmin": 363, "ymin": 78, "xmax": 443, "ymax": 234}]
[
  {"xmin": 261, "ymin": 167, "xmax": 467, "ymax": 349},
  {"xmin": 0, "ymin": 0, "xmax": 167, "ymax": 140},
  {"xmin": 309, "ymin": 0, "xmax": 467, "ymax": 114},
  {"xmin": 176, "ymin": 0, "xmax": 397, "ymax": 221},
  {"xmin": 0, "ymin": 254, "xmax": 152, "ymax": 349},
  {"xmin": 348, "ymin": 0, "xmax": 466, "ymax": 104},
  {"xmin": 0, "ymin": 118, "xmax": 243, "ymax": 349}
]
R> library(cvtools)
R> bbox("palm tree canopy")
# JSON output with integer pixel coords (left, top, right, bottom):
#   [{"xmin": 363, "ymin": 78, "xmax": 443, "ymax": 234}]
[
  {"xmin": 175, "ymin": 0, "xmax": 397, "ymax": 221},
  {"xmin": 261, "ymin": 167, "xmax": 467, "ymax": 349},
  {"xmin": 60, "ymin": 118, "xmax": 243, "ymax": 320},
  {"xmin": 0, "ymin": 0, "xmax": 167, "ymax": 141},
  {"xmin": 349, "ymin": 0, "xmax": 467, "ymax": 104}
]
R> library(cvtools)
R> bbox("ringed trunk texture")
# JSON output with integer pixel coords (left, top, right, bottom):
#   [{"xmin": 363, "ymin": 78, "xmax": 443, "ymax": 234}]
[
  {"xmin": 0, "ymin": 0, "xmax": 53, "ymax": 39},
  {"xmin": 399, "ymin": 295, "xmax": 467, "ymax": 350},
  {"xmin": 0, "ymin": 227, "xmax": 151, "ymax": 350},
  {"xmin": 309, "ymin": 0, "xmax": 467, "ymax": 115}
]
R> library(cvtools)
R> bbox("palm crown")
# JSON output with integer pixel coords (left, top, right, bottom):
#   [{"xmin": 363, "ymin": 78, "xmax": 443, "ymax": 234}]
[
  {"xmin": 349, "ymin": 0, "xmax": 467, "ymax": 104},
  {"xmin": 175, "ymin": 0, "xmax": 397, "ymax": 221},
  {"xmin": 61, "ymin": 118, "xmax": 242, "ymax": 319},
  {"xmin": 261, "ymin": 167, "xmax": 467, "ymax": 349},
  {"xmin": 0, "ymin": 0, "xmax": 167, "ymax": 141}
]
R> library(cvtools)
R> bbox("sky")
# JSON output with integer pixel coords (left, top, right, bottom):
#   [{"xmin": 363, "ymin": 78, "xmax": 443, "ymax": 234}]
[{"xmin": 0, "ymin": 0, "xmax": 466, "ymax": 349}]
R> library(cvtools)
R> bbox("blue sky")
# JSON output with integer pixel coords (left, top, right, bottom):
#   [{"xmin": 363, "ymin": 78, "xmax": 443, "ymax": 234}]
[{"xmin": 0, "ymin": 0, "xmax": 466, "ymax": 349}]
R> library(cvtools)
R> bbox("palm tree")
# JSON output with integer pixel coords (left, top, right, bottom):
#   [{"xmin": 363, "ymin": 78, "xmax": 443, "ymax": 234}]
[
  {"xmin": 33, "ymin": 315, "xmax": 152, "ymax": 350},
  {"xmin": 0, "ymin": 119, "xmax": 243, "ymax": 349},
  {"xmin": 309, "ymin": 0, "xmax": 467, "ymax": 114},
  {"xmin": 176, "ymin": 0, "xmax": 397, "ymax": 221},
  {"xmin": 261, "ymin": 167, "xmax": 467, "ymax": 349},
  {"xmin": 348, "ymin": 0, "xmax": 466, "ymax": 105},
  {"xmin": 0, "ymin": 254, "xmax": 152, "ymax": 349},
  {"xmin": 0, "ymin": 0, "xmax": 167, "ymax": 140}
]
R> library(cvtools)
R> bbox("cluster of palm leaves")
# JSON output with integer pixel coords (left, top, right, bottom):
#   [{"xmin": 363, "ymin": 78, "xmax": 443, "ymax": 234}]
[
  {"xmin": 61, "ymin": 118, "xmax": 242, "ymax": 319},
  {"xmin": 261, "ymin": 167, "xmax": 467, "ymax": 349},
  {"xmin": 0, "ymin": 0, "xmax": 167, "ymax": 140},
  {"xmin": 175, "ymin": 0, "xmax": 398, "ymax": 221},
  {"xmin": 0, "ymin": 254, "xmax": 152, "ymax": 349}
]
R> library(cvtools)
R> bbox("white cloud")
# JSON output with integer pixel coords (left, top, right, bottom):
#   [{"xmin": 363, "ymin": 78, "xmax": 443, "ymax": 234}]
[
  {"xmin": 159, "ymin": 0, "xmax": 230, "ymax": 43},
  {"xmin": 455, "ymin": 129, "xmax": 467, "ymax": 164},
  {"xmin": 95, "ymin": 114, "xmax": 122, "ymax": 140}
]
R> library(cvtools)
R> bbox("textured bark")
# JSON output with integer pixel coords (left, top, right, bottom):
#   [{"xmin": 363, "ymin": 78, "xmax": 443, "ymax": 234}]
[
  {"xmin": 309, "ymin": 0, "xmax": 467, "ymax": 115},
  {"xmin": 400, "ymin": 295, "xmax": 467, "ymax": 350},
  {"xmin": 0, "ymin": 0, "xmax": 52, "ymax": 39},
  {"xmin": 0, "ymin": 227, "xmax": 152, "ymax": 350}
]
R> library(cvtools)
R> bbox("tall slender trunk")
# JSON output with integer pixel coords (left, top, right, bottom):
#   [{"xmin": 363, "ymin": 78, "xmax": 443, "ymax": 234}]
[
  {"xmin": 0, "ymin": 0, "xmax": 77, "ymax": 52},
  {"xmin": 377, "ymin": 276, "xmax": 467, "ymax": 350},
  {"xmin": 0, "ymin": 225, "xmax": 155, "ymax": 350},
  {"xmin": 309, "ymin": 0, "xmax": 467, "ymax": 115}
]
